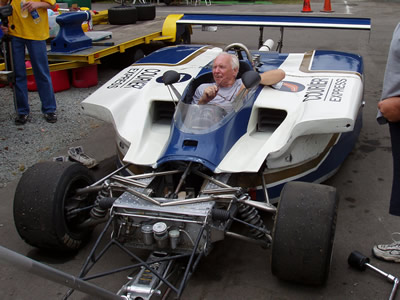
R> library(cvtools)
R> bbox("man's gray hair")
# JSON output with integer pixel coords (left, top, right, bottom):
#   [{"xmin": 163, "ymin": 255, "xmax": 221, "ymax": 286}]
[{"xmin": 215, "ymin": 52, "xmax": 239, "ymax": 71}]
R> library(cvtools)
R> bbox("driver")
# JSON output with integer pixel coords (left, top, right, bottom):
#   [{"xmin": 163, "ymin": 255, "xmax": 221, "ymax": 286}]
[{"xmin": 192, "ymin": 52, "xmax": 285, "ymax": 110}]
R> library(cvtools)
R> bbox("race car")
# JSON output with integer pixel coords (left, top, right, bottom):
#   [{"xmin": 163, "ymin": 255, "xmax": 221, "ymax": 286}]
[{"xmin": 12, "ymin": 14, "xmax": 371, "ymax": 300}]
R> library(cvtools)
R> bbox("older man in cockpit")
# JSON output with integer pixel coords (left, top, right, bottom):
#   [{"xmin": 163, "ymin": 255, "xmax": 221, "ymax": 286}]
[{"xmin": 192, "ymin": 52, "xmax": 285, "ymax": 110}]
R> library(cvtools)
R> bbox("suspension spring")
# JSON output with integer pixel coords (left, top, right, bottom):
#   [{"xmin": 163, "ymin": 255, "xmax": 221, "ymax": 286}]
[
  {"xmin": 212, "ymin": 208, "xmax": 230, "ymax": 221},
  {"xmin": 90, "ymin": 189, "xmax": 110, "ymax": 219},
  {"xmin": 237, "ymin": 203, "xmax": 267, "ymax": 240}
]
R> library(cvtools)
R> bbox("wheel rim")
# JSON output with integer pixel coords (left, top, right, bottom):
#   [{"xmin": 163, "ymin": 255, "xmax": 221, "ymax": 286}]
[{"xmin": 63, "ymin": 175, "xmax": 95, "ymax": 236}]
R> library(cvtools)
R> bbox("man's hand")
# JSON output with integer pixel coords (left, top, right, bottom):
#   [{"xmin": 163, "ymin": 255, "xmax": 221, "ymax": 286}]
[
  {"xmin": 199, "ymin": 85, "xmax": 219, "ymax": 105},
  {"xmin": 23, "ymin": 1, "xmax": 40, "ymax": 12},
  {"xmin": 23, "ymin": 0, "xmax": 54, "ymax": 12},
  {"xmin": 1, "ymin": 24, "xmax": 8, "ymax": 34},
  {"xmin": 378, "ymin": 96, "xmax": 400, "ymax": 122}
]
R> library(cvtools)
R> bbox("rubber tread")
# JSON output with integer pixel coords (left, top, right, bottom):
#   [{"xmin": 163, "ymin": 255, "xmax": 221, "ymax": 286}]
[
  {"xmin": 13, "ymin": 161, "xmax": 95, "ymax": 251},
  {"xmin": 271, "ymin": 181, "xmax": 338, "ymax": 285},
  {"xmin": 135, "ymin": 4, "xmax": 156, "ymax": 21},
  {"xmin": 108, "ymin": 5, "xmax": 138, "ymax": 25}
]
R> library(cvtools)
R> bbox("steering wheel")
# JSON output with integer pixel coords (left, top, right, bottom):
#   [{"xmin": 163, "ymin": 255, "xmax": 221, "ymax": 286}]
[
  {"xmin": 223, "ymin": 43, "xmax": 253, "ymax": 66},
  {"xmin": 190, "ymin": 104, "xmax": 227, "ymax": 130}
]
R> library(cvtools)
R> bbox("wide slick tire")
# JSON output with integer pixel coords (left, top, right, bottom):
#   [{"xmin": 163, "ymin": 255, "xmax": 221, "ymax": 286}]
[
  {"xmin": 135, "ymin": 4, "xmax": 156, "ymax": 21},
  {"xmin": 108, "ymin": 5, "xmax": 138, "ymax": 25},
  {"xmin": 271, "ymin": 181, "xmax": 338, "ymax": 285},
  {"xmin": 14, "ymin": 161, "xmax": 96, "ymax": 252}
]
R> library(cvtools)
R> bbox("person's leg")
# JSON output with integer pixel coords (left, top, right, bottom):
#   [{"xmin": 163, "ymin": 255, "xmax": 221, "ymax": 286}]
[
  {"xmin": 11, "ymin": 36, "xmax": 29, "ymax": 116},
  {"xmin": 372, "ymin": 121, "xmax": 400, "ymax": 262},
  {"xmin": 26, "ymin": 39, "xmax": 56, "ymax": 114},
  {"xmin": 389, "ymin": 122, "xmax": 400, "ymax": 215}
]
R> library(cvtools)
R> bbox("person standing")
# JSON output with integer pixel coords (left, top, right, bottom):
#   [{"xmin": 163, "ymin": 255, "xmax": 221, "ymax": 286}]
[
  {"xmin": 372, "ymin": 23, "xmax": 400, "ymax": 262},
  {"xmin": 0, "ymin": 0, "xmax": 57, "ymax": 124}
]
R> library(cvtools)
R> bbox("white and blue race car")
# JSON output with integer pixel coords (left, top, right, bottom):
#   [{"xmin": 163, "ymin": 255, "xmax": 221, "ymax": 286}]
[{"xmin": 12, "ymin": 14, "xmax": 371, "ymax": 300}]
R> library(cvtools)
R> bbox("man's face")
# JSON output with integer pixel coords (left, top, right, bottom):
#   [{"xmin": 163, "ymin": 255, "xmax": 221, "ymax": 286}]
[{"xmin": 212, "ymin": 54, "xmax": 238, "ymax": 87}]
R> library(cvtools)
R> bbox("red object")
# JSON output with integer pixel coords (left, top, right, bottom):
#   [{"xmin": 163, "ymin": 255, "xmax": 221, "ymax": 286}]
[
  {"xmin": 301, "ymin": 0, "xmax": 313, "ymax": 12},
  {"xmin": 72, "ymin": 65, "xmax": 98, "ymax": 88},
  {"xmin": 321, "ymin": 0, "xmax": 334, "ymax": 12},
  {"xmin": 25, "ymin": 60, "xmax": 70, "ymax": 93},
  {"xmin": 51, "ymin": 69, "xmax": 70, "ymax": 92}
]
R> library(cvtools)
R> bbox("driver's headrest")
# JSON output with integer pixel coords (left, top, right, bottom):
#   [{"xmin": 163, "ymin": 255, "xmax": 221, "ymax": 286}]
[{"xmin": 237, "ymin": 61, "xmax": 252, "ymax": 79}]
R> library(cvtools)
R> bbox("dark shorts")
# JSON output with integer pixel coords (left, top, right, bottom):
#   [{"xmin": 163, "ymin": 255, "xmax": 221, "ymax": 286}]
[{"xmin": 389, "ymin": 121, "xmax": 400, "ymax": 216}]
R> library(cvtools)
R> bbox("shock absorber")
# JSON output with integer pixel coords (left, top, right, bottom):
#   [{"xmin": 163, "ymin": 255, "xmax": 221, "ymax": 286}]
[
  {"xmin": 237, "ymin": 201, "xmax": 267, "ymax": 240},
  {"xmin": 90, "ymin": 189, "xmax": 111, "ymax": 219}
]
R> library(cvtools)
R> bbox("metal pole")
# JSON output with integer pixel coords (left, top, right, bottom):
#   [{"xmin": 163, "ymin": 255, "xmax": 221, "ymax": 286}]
[
  {"xmin": 258, "ymin": 26, "xmax": 264, "ymax": 49},
  {"xmin": 0, "ymin": 246, "xmax": 123, "ymax": 300},
  {"xmin": 366, "ymin": 262, "xmax": 399, "ymax": 300}
]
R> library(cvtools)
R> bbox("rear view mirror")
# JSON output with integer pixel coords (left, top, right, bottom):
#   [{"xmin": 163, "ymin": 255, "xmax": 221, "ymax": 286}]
[{"xmin": 241, "ymin": 71, "xmax": 261, "ymax": 89}]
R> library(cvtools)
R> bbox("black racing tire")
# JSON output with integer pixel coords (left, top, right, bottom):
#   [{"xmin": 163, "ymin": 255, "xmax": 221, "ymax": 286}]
[
  {"xmin": 108, "ymin": 5, "xmax": 138, "ymax": 25},
  {"xmin": 271, "ymin": 181, "xmax": 338, "ymax": 285},
  {"xmin": 14, "ymin": 161, "xmax": 96, "ymax": 252},
  {"xmin": 135, "ymin": 4, "xmax": 156, "ymax": 21}
]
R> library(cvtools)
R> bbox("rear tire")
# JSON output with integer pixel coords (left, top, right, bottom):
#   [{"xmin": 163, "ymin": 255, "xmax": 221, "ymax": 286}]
[
  {"xmin": 14, "ymin": 161, "xmax": 96, "ymax": 252},
  {"xmin": 108, "ymin": 5, "xmax": 138, "ymax": 25},
  {"xmin": 271, "ymin": 181, "xmax": 338, "ymax": 285}
]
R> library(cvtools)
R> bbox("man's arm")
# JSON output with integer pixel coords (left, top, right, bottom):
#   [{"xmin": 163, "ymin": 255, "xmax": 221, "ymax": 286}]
[
  {"xmin": 235, "ymin": 68, "xmax": 285, "ymax": 95},
  {"xmin": 259, "ymin": 69, "xmax": 285, "ymax": 86},
  {"xmin": 378, "ymin": 96, "xmax": 400, "ymax": 122}
]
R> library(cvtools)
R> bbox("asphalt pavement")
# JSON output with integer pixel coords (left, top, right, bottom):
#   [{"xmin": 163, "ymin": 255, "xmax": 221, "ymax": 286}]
[{"xmin": 1, "ymin": 0, "xmax": 400, "ymax": 299}]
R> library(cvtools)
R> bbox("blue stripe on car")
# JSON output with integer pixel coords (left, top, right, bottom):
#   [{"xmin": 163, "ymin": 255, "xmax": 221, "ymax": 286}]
[
  {"xmin": 136, "ymin": 45, "xmax": 206, "ymax": 65},
  {"xmin": 311, "ymin": 50, "xmax": 363, "ymax": 74},
  {"xmin": 157, "ymin": 86, "xmax": 263, "ymax": 171}
]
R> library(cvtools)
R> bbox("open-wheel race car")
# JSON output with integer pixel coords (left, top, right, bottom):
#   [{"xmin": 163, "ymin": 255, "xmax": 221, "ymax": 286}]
[{"xmin": 10, "ymin": 14, "xmax": 371, "ymax": 300}]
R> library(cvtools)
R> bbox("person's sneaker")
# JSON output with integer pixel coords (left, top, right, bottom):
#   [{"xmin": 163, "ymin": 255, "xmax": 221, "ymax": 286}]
[
  {"xmin": 53, "ymin": 156, "xmax": 70, "ymax": 162},
  {"xmin": 44, "ymin": 112, "xmax": 57, "ymax": 123},
  {"xmin": 68, "ymin": 146, "xmax": 98, "ymax": 168},
  {"xmin": 14, "ymin": 114, "xmax": 30, "ymax": 125},
  {"xmin": 372, "ymin": 233, "xmax": 400, "ymax": 262}
]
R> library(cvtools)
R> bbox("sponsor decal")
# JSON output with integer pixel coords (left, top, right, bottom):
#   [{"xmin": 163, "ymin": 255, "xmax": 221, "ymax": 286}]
[
  {"xmin": 107, "ymin": 68, "xmax": 161, "ymax": 89},
  {"xmin": 330, "ymin": 78, "xmax": 347, "ymax": 102},
  {"xmin": 276, "ymin": 81, "xmax": 305, "ymax": 93},
  {"xmin": 155, "ymin": 73, "xmax": 192, "ymax": 84},
  {"xmin": 303, "ymin": 77, "xmax": 348, "ymax": 102}
]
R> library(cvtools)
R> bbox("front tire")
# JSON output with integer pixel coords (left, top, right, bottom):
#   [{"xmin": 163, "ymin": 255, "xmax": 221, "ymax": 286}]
[
  {"xmin": 271, "ymin": 181, "xmax": 338, "ymax": 285},
  {"xmin": 14, "ymin": 161, "xmax": 96, "ymax": 252}
]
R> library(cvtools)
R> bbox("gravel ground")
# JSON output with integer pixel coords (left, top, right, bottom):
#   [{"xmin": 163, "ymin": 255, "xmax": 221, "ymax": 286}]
[{"xmin": 0, "ymin": 65, "xmax": 119, "ymax": 188}]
